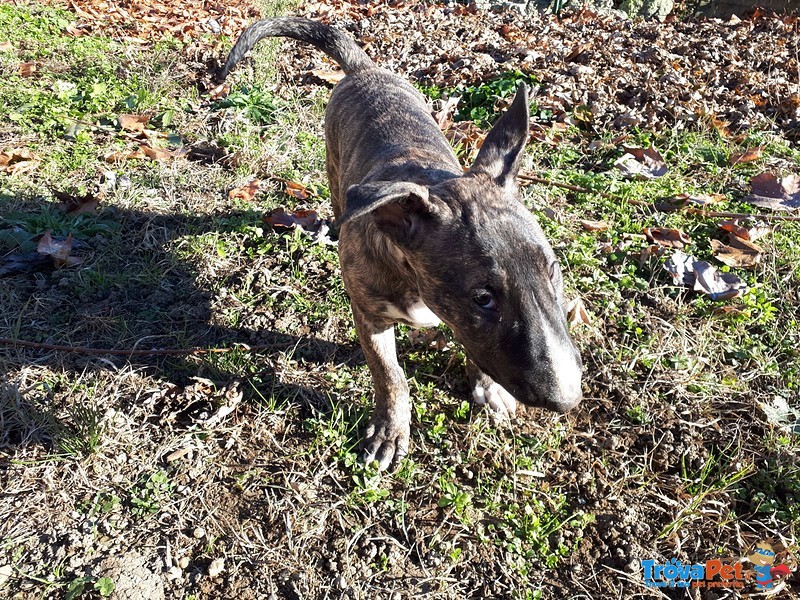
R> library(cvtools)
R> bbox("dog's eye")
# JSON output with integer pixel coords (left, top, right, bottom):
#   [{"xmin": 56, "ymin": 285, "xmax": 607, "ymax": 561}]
[{"xmin": 473, "ymin": 290, "xmax": 497, "ymax": 311}]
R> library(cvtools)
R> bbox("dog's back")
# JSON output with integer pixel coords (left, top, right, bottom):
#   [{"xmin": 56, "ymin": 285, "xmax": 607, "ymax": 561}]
[{"xmin": 219, "ymin": 18, "xmax": 461, "ymax": 217}]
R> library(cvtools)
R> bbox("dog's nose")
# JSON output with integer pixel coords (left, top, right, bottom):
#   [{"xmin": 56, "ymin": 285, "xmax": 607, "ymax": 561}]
[
  {"xmin": 546, "ymin": 387, "xmax": 582, "ymax": 413},
  {"xmin": 546, "ymin": 342, "xmax": 582, "ymax": 413}
]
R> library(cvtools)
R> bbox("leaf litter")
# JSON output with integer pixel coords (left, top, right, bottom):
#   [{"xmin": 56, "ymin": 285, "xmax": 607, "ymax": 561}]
[
  {"xmin": 742, "ymin": 172, "xmax": 800, "ymax": 211},
  {"xmin": 664, "ymin": 250, "xmax": 748, "ymax": 300},
  {"xmin": 614, "ymin": 147, "xmax": 668, "ymax": 180}
]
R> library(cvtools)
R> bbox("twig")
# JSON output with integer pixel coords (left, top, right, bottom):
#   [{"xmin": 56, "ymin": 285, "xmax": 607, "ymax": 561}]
[
  {"xmin": 0, "ymin": 337, "xmax": 273, "ymax": 356},
  {"xmin": 518, "ymin": 171, "xmax": 800, "ymax": 222}
]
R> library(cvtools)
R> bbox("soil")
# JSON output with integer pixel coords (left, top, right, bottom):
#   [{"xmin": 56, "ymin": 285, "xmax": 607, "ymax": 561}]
[{"xmin": 1, "ymin": 1, "xmax": 799, "ymax": 599}]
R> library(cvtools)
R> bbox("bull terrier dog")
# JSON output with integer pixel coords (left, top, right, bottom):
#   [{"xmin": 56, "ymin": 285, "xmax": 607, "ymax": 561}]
[{"xmin": 219, "ymin": 17, "xmax": 583, "ymax": 470}]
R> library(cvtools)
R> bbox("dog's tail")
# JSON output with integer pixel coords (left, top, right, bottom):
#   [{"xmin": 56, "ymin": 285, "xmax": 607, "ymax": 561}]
[{"xmin": 219, "ymin": 17, "xmax": 374, "ymax": 80}]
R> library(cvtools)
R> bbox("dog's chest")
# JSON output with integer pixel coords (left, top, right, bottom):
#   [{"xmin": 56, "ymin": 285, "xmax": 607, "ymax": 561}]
[{"xmin": 381, "ymin": 299, "xmax": 441, "ymax": 328}]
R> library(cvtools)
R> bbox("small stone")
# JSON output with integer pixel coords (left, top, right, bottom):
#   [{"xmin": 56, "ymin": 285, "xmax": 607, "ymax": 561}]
[
  {"xmin": 178, "ymin": 557, "xmax": 190, "ymax": 570},
  {"xmin": 208, "ymin": 558, "xmax": 224, "ymax": 578},
  {"xmin": 0, "ymin": 564, "xmax": 13, "ymax": 588},
  {"xmin": 192, "ymin": 527, "xmax": 206, "ymax": 539},
  {"xmin": 338, "ymin": 575, "xmax": 347, "ymax": 589}
]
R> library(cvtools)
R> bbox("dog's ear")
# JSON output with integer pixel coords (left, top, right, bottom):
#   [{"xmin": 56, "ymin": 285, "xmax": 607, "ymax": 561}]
[
  {"xmin": 340, "ymin": 181, "xmax": 435, "ymax": 245},
  {"xmin": 468, "ymin": 84, "xmax": 529, "ymax": 187}
]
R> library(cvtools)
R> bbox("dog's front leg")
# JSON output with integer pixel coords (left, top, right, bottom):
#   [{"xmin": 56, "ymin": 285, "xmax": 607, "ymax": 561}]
[
  {"xmin": 466, "ymin": 359, "xmax": 517, "ymax": 419},
  {"xmin": 352, "ymin": 308, "xmax": 411, "ymax": 471}
]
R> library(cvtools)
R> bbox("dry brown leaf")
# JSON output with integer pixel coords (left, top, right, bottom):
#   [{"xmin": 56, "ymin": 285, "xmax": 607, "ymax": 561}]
[
  {"xmin": 139, "ymin": 145, "xmax": 187, "ymax": 161},
  {"xmin": 710, "ymin": 238, "xmax": 761, "ymax": 268},
  {"xmin": 265, "ymin": 207, "xmax": 320, "ymax": 229},
  {"xmin": 228, "ymin": 179, "xmax": 261, "ymax": 202},
  {"xmin": 644, "ymin": 226, "xmax": 691, "ymax": 249},
  {"xmin": 580, "ymin": 219, "xmax": 609, "ymax": 232},
  {"xmin": 310, "ymin": 69, "xmax": 346, "ymax": 85},
  {"xmin": 443, "ymin": 122, "xmax": 485, "ymax": 162},
  {"xmin": 615, "ymin": 147, "xmax": 668, "ymax": 180},
  {"xmin": 566, "ymin": 296, "xmax": 591, "ymax": 329},
  {"xmin": 730, "ymin": 147, "xmax": 762, "ymax": 165},
  {"xmin": 742, "ymin": 172, "xmax": 800, "ymax": 211},
  {"xmin": 118, "ymin": 114, "xmax": 150, "ymax": 133},
  {"xmin": 104, "ymin": 149, "xmax": 147, "ymax": 162},
  {"xmin": 433, "ymin": 95, "xmax": 461, "ymax": 129},
  {"xmin": 208, "ymin": 82, "xmax": 230, "ymax": 101},
  {"xmin": 18, "ymin": 62, "xmax": 37, "ymax": 77},
  {"xmin": 564, "ymin": 42, "xmax": 591, "ymax": 62},
  {"xmin": 36, "ymin": 231, "xmax": 83, "ymax": 268},
  {"xmin": 713, "ymin": 305, "xmax": 745, "ymax": 316},
  {"xmin": 718, "ymin": 219, "xmax": 771, "ymax": 242},
  {"xmin": 0, "ymin": 148, "xmax": 40, "ymax": 175},
  {"xmin": 284, "ymin": 180, "xmax": 311, "ymax": 201},
  {"xmin": 53, "ymin": 189, "xmax": 103, "ymax": 215},
  {"xmin": 711, "ymin": 116, "xmax": 731, "ymax": 138},
  {"xmin": 726, "ymin": 235, "xmax": 763, "ymax": 253}
]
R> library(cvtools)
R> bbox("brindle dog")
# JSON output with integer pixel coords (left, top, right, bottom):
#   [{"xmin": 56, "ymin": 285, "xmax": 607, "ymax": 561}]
[{"xmin": 219, "ymin": 17, "xmax": 583, "ymax": 470}]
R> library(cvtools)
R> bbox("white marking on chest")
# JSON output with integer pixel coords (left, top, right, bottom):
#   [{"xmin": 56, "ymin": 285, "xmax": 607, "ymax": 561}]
[{"xmin": 382, "ymin": 299, "xmax": 441, "ymax": 328}]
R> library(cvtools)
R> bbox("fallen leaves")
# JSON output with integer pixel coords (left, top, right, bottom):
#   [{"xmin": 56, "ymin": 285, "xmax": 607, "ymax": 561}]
[
  {"xmin": 36, "ymin": 231, "xmax": 83, "ymax": 268},
  {"xmin": 644, "ymin": 226, "xmax": 691, "ymax": 249},
  {"xmin": 264, "ymin": 207, "xmax": 336, "ymax": 245},
  {"xmin": 53, "ymin": 188, "xmax": 103, "ymax": 215},
  {"xmin": 566, "ymin": 297, "xmax": 591, "ymax": 329},
  {"xmin": 742, "ymin": 172, "xmax": 800, "ymax": 211},
  {"xmin": 580, "ymin": 219, "xmax": 609, "ymax": 232},
  {"xmin": 2, "ymin": 230, "xmax": 86, "ymax": 276},
  {"xmin": 718, "ymin": 219, "xmax": 770, "ymax": 242},
  {"xmin": 730, "ymin": 147, "xmax": 762, "ymax": 165},
  {"xmin": 104, "ymin": 144, "xmax": 187, "ymax": 163},
  {"xmin": 228, "ymin": 179, "xmax": 261, "ymax": 202},
  {"xmin": 664, "ymin": 250, "xmax": 747, "ymax": 300},
  {"xmin": 283, "ymin": 180, "xmax": 312, "ymax": 201},
  {"xmin": 709, "ymin": 218, "xmax": 772, "ymax": 268},
  {"xmin": 614, "ymin": 147, "xmax": 668, "ymax": 180},
  {"xmin": 265, "ymin": 208, "xmax": 321, "ymax": 230},
  {"xmin": 309, "ymin": 69, "xmax": 345, "ymax": 85},
  {"xmin": 18, "ymin": 61, "xmax": 37, "ymax": 77},
  {"xmin": 38, "ymin": 0, "xmax": 259, "ymax": 47},
  {"xmin": 710, "ymin": 238, "xmax": 761, "ymax": 268},
  {"xmin": 117, "ymin": 114, "xmax": 150, "ymax": 133},
  {"xmin": 0, "ymin": 148, "xmax": 40, "ymax": 176}
]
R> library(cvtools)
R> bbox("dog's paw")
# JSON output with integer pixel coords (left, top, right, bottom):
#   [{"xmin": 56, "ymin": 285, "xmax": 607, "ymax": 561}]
[
  {"xmin": 472, "ymin": 380, "xmax": 517, "ymax": 419},
  {"xmin": 361, "ymin": 412, "xmax": 411, "ymax": 471}
]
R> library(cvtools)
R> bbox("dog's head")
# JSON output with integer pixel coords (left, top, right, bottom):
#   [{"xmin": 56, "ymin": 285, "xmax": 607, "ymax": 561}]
[{"xmin": 340, "ymin": 85, "xmax": 582, "ymax": 413}]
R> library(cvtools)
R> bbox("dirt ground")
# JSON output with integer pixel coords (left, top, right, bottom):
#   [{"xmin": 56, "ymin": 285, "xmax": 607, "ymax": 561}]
[{"xmin": 1, "ymin": 0, "xmax": 799, "ymax": 598}]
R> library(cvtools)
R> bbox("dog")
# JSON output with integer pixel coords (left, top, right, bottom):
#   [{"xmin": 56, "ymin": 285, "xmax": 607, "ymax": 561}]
[{"xmin": 219, "ymin": 17, "xmax": 583, "ymax": 470}]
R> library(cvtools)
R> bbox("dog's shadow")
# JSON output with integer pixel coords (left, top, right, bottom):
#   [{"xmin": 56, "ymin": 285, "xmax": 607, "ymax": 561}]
[{"xmin": 0, "ymin": 194, "xmax": 365, "ymax": 453}]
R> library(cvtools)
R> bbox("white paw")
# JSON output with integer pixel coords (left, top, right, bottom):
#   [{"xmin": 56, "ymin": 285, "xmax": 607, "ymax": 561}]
[{"xmin": 472, "ymin": 381, "xmax": 517, "ymax": 419}]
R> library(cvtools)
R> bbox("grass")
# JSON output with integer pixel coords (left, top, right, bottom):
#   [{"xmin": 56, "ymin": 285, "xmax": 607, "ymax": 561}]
[{"xmin": 1, "ymin": 1, "xmax": 799, "ymax": 598}]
